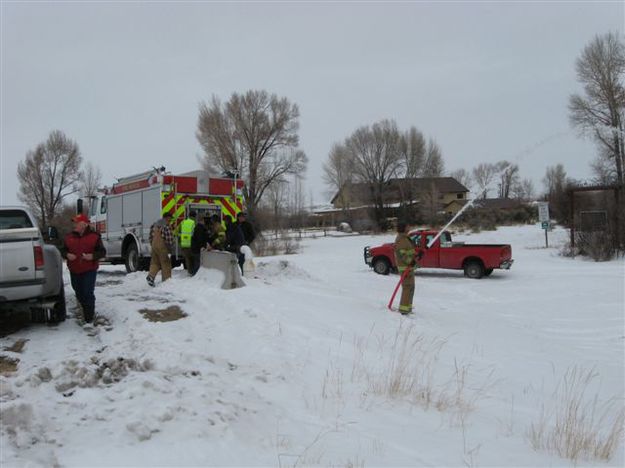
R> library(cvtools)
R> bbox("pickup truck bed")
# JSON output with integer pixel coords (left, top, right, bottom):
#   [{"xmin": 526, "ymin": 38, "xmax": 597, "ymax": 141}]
[{"xmin": 0, "ymin": 207, "xmax": 66, "ymax": 321}]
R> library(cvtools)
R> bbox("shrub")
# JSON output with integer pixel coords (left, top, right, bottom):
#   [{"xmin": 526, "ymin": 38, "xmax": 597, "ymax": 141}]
[
  {"xmin": 575, "ymin": 231, "xmax": 616, "ymax": 261},
  {"xmin": 252, "ymin": 234, "xmax": 301, "ymax": 257}
]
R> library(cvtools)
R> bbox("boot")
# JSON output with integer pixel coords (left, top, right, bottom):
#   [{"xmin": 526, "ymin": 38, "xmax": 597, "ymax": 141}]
[{"xmin": 83, "ymin": 305, "xmax": 95, "ymax": 323}]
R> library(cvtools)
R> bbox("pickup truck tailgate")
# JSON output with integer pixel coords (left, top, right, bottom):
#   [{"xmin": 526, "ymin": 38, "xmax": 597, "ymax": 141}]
[{"xmin": 0, "ymin": 227, "xmax": 39, "ymax": 283}]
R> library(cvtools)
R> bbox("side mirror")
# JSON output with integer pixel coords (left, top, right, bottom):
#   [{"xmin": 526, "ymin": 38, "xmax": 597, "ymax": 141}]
[{"xmin": 48, "ymin": 226, "xmax": 59, "ymax": 240}]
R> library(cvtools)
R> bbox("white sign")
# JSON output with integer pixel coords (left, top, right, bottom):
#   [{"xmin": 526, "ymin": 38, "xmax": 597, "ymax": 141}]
[{"xmin": 538, "ymin": 202, "xmax": 550, "ymax": 223}]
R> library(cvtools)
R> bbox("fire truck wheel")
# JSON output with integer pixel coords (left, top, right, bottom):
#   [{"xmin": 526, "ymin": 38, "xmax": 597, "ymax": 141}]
[{"xmin": 125, "ymin": 243, "xmax": 140, "ymax": 273}]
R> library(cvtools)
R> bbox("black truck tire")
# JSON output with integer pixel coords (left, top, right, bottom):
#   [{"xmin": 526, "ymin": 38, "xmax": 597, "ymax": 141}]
[
  {"xmin": 373, "ymin": 257, "xmax": 391, "ymax": 275},
  {"xmin": 464, "ymin": 261, "xmax": 484, "ymax": 279}
]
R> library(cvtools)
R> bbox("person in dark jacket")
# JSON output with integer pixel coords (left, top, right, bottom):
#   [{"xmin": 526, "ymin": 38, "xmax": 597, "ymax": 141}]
[
  {"xmin": 236, "ymin": 212, "xmax": 256, "ymax": 246},
  {"xmin": 225, "ymin": 216, "xmax": 245, "ymax": 274},
  {"xmin": 189, "ymin": 217, "xmax": 211, "ymax": 276},
  {"xmin": 62, "ymin": 213, "xmax": 106, "ymax": 323}
]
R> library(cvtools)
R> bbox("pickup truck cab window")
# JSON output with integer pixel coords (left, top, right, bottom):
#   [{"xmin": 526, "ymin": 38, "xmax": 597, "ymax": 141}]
[
  {"xmin": 0, "ymin": 210, "xmax": 34, "ymax": 229},
  {"xmin": 440, "ymin": 232, "xmax": 452, "ymax": 247},
  {"xmin": 410, "ymin": 233, "xmax": 422, "ymax": 246}
]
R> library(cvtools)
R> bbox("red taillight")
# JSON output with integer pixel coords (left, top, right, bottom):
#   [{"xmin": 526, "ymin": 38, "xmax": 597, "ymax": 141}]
[
  {"xmin": 501, "ymin": 246, "xmax": 510, "ymax": 260},
  {"xmin": 34, "ymin": 246, "xmax": 45, "ymax": 270}
]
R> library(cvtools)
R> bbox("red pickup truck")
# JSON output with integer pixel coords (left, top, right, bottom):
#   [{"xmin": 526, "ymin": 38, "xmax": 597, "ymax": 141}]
[{"xmin": 364, "ymin": 230, "xmax": 514, "ymax": 279}]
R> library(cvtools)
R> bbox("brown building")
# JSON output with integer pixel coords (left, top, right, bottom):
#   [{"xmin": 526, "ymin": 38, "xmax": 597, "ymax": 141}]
[
  {"xmin": 312, "ymin": 177, "xmax": 469, "ymax": 229},
  {"xmin": 331, "ymin": 177, "xmax": 469, "ymax": 213}
]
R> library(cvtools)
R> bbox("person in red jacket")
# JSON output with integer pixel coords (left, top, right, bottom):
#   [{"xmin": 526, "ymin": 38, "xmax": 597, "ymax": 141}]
[{"xmin": 62, "ymin": 213, "xmax": 106, "ymax": 323}]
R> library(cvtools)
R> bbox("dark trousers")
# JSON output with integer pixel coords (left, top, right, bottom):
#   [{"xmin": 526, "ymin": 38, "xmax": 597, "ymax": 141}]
[
  {"xmin": 190, "ymin": 252, "xmax": 202, "ymax": 276},
  {"xmin": 70, "ymin": 270, "xmax": 97, "ymax": 322},
  {"xmin": 238, "ymin": 253, "xmax": 245, "ymax": 275}
]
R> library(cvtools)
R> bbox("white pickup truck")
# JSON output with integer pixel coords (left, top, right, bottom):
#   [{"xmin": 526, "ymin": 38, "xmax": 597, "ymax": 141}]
[{"xmin": 0, "ymin": 207, "xmax": 66, "ymax": 322}]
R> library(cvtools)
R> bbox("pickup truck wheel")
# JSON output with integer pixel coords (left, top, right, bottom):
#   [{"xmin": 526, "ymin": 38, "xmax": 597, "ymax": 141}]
[
  {"xmin": 464, "ymin": 261, "xmax": 484, "ymax": 279},
  {"xmin": 373, "ymin": 257, "xmax": 391, "ymax": 275},
  {"xmin": 484, "ymin": 268, "xmax": 494, "ymax": 277},
  {"xmin": 125, "ymin": 243, "xmax": 139, "ymax": 273},
  {"xmin": 50, "ymin": 284, "xmax": 66, "ymax": 323}
]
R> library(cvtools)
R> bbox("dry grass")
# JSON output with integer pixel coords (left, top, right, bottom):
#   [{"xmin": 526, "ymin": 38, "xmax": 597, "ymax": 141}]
[
  {"xmin": 0, "ymin": 356, "xmax": 19, "ymax": 374},
  {"xmin": 3, "ymin": 339, "xmax": 28, "ymax": 353},
  {"xmin": 348, "ymin": 323, "xmax": 491, "ymax": 418},
  {"xmin": 138, "ymin": 305, "xmax": 187, "ymax": 322},
  {"xmin": 527, "ymin": 366, "xmax": 625, "ymax": 463}
]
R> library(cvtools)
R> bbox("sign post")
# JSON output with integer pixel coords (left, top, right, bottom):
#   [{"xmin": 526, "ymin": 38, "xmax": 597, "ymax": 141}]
[{"xmin": 538, "ymin": 202, "xmax": 550, "ymax": 248}]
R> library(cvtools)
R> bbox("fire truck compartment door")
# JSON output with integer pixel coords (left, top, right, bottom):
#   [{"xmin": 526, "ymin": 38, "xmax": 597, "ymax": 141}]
[
  {"xmin": 142, "ymin": 187, "xmax": 162, "ymax": 232},
  {"xmin": 122, "ymin": 192, "xmax": 142, "ymax": 226}
]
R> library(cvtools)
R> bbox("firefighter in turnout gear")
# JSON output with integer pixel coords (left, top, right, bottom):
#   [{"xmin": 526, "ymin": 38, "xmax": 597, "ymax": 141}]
[
  {"xmin": 180, "ymin": 211, "xmax": 196, "ymax": 272},
  {"xmin": 393, "ymin": 221, "xmax": 420, "ymax": 315},
  {"xmin": 146, "ymin": 212, "xmax": 174, "ymax": 286},
  {"xmin": 209, "ymin": 214, "xmax": 226, "ymax": 250}
]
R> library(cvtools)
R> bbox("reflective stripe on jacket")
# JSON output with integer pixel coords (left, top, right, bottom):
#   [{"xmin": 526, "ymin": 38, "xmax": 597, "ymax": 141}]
[
  {"xmin": 394, "ymin": 233, "xmax": 417, "ymax": 272},
  {"xmin": 180, "ymin": 218, "xmax": 196, "ymax": 248},
  {"xmin": 210, "ymin": 224, "xmax": 226, "ymax": 249}
]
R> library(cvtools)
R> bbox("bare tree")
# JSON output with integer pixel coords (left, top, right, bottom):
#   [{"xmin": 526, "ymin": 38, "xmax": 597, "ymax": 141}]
[
  {"xmin": 288, "ymin": 175, "xmax": 307, "ymax": 229},
  {"xmin": 472, "ymin": 163, "xmax": 498, "ymax": 198},
  {"xmin": 17, "ymin": 130, "xmax": 83, "ymax": 228},
  {"xmin": 512, "ymin": 178, "xmax": 535, "ymax": 201},
  {"xmin": 265, "ymin": 177, "xmax": 289, "ymax": 234},
  {"xmin": 346, "ymin": 119, "xmax": 404, "ymax": 229},
  {"xmin": 543, "ymin": 164, "xmax": 569, "ymax": 221},
  {"xmin": 496, "ymin": 161, "xmax": 520, "ymax": 199},
  {"xmin": 590, "ymin": 148, "xmax": 618, "ymax": 184},
  {"xmin": 322, "ymin": 143, "xmax": 354, "ymax": 214},
  {"xmin": 196, "ymin": 90, "xmax": 307, "ymax": 217},
  {"xmin": 569, "ymin": 32, "xmax": 625, "ymax": 185},
  {"xmin": 449, "ymin": 168, "xmax": 472, "ymax": 190},
  {"xmin": 543, "ymin": 164, "xmax": 567, "ymax": 200},
  {"xmin": 400, "ymin": 126, "xmax": 427, "ymax": 178},
  {"xmin": 81, "ymin": 161, "xmax": 102, "ymax": 198},
  {"xmin": 422, "ymin": 139, "xmax": 445, "ymax": 177}
]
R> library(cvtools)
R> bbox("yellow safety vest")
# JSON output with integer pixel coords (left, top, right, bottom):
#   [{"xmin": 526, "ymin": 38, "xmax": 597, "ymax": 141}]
[{"xmin": 180, "ymin": 218, "xmax": 196, "ymax": 248}]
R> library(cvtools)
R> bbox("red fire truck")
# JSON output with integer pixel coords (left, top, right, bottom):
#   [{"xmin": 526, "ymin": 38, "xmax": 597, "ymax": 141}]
[{"xmin": 81, "ymin": 167, "xmax": 244, "ymax": 272}]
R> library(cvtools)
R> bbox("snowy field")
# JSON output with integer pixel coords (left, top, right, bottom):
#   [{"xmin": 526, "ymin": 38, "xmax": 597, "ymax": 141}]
[{"xmin": 1, "ymin": 224, "xmax": 623, "ymax": 467}]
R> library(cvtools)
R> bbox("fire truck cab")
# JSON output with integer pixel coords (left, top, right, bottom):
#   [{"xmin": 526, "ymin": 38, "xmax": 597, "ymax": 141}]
[{"xmin": 83, "ymin": 167, "xmax": 244, "ymax": 273}]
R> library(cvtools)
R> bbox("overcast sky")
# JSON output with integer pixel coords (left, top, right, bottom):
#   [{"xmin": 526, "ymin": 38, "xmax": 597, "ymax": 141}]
[{"xmin": 1, "ymin": 1, "xmax": 623, "ymax": 207}]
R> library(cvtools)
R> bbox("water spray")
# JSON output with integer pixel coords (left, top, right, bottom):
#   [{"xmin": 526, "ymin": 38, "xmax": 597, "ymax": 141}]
[{"xmin": 426, "ymin": 132, "xmax": 568, "ymax": 248}]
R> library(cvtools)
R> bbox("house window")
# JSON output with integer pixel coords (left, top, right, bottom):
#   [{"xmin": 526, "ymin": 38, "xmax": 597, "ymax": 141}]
[{"xmin": 457, "ymin": 193, "xmax": 464, "ymax": 199}]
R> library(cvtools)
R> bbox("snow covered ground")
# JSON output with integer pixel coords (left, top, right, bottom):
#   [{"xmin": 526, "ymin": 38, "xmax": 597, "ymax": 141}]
[{"xmin": 1, "ymin": 224, "xmax": 623, "ymax": 467}]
